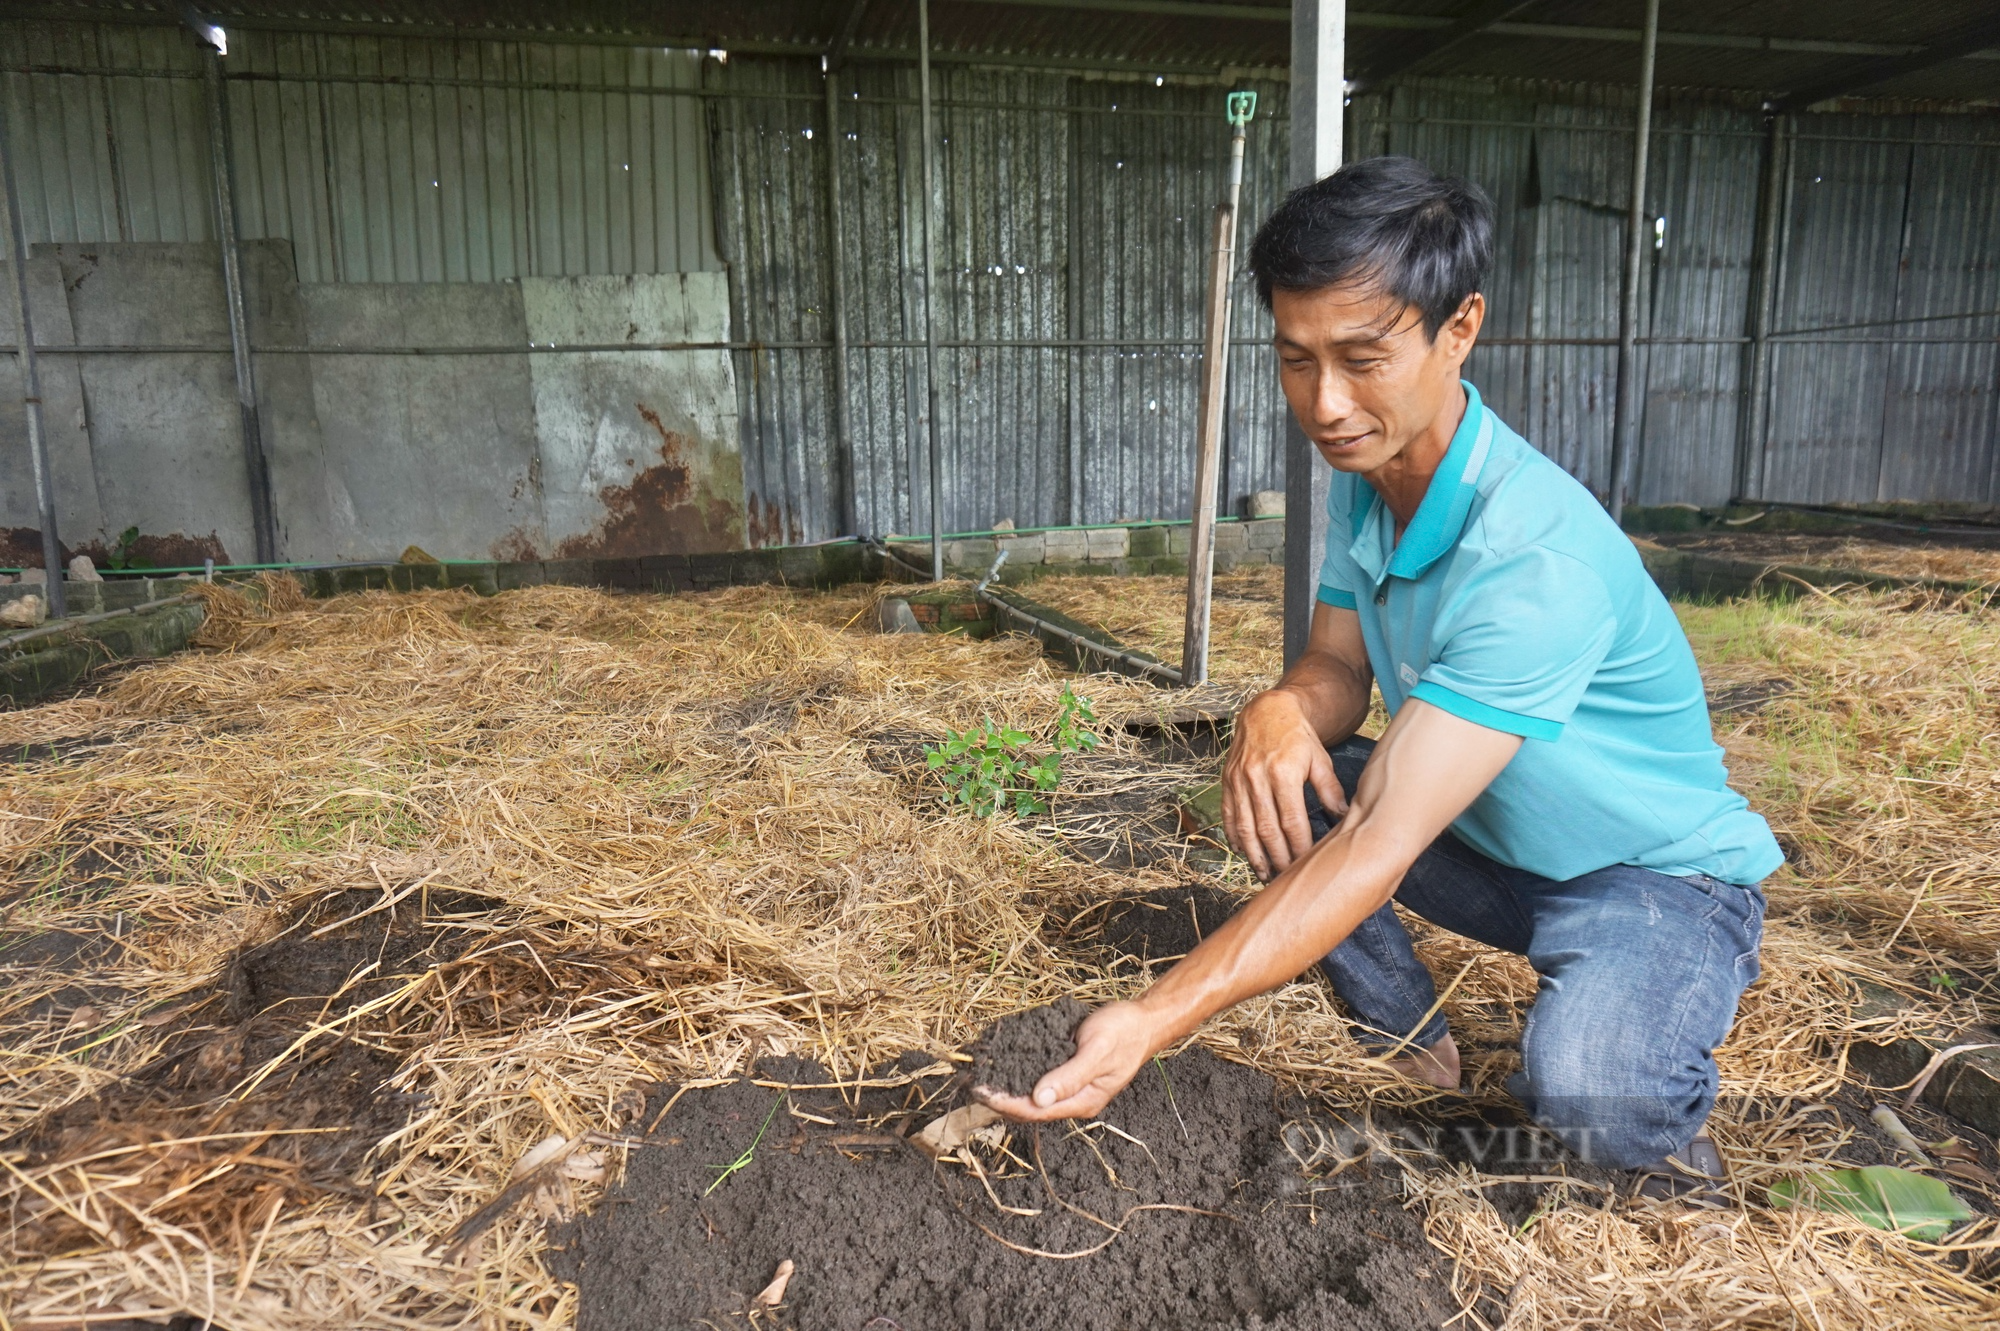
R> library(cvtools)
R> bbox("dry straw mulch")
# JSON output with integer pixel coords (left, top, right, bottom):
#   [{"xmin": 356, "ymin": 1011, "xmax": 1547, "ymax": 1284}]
[
  {"xmin": 0, "ymin": 570, "xmax": 1996, "ymax": 1329},
  {"xmin": 1652, "ymin": 532, "xmax": 2000, "ymax": 586}
]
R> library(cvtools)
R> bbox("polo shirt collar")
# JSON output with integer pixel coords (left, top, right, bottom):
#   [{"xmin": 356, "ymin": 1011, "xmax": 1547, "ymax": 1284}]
[{"xmin": 1347, "ymin": 380, "xmax": 1494, "ymax": 584}]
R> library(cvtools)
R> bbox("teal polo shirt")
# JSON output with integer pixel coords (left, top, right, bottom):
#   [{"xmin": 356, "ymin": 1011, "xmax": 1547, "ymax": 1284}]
[{"xmin": 1317, "ymin": 382, "xmax": 1783, "ymax": 886}]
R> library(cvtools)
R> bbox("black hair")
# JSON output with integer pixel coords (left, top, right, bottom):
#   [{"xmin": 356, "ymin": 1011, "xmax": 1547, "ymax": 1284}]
[{"xmin": 1247, "ymin": 155, "xmax": 1494, "ymax": 340}]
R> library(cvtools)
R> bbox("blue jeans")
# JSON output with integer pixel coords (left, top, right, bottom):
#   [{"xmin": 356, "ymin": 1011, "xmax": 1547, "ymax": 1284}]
[{"xmin": 1313, "ymin": 738, "xmax": 1766, "ymax": 1170}]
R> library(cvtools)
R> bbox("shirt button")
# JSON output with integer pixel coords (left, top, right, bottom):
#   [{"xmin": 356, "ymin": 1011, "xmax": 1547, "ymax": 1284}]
[{"xmin": 1374, "ymin": 586, "xmax": 1388, "ymax": 605}]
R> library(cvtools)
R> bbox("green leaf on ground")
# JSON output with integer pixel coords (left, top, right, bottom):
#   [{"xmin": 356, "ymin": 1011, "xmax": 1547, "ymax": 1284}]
[{"xmin": 1768, "ymin": 1165, "xmax": 1973, "ymax": 1241}]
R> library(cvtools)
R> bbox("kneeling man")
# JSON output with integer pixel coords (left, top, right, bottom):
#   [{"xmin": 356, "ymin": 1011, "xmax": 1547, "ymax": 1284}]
[{"xmin": 980, "ymin": 156, "xmax": 1781, "ymax": 1198}]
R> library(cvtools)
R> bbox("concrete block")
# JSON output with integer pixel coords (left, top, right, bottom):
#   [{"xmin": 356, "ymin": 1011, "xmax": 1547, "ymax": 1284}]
[
  {"xmin": 1041, "ymin": 529, "xmax": 1088, "ymax": 562},
  {"xmin": 101, "ymin": 582, "xmax": 153, "ymax": 611},
  {"xmin": 997, "ymin": 532, "xmax": 1044, "ymax": 564},
  {"xmin": 1246, "ymin": 517, "xmax": 1286, "ymax": 549},
  {"xmin": 638, "ymin": 554, "xmax": 693, "ymax": 591},
  {"xmin": 60, "ymin": 582, "xmax": 107, "ymax": 615},
  {"xmin": 776, "ymin": 547, "xmax": 831, "ymax": 587},
  {"xmin": 1212, "ymin": 523, "xmax": 1248, "ymax": 552},
  {"xmin": 946, "ymin": 538, "xmax": 997, "ymax": 571},
  {"xmin": 594, "ymin": 558, "xmax": 645, "ymax": 589},
  {"xmin": 1085, "ymin": 527, "xmax": 1129, "ymax": 561},
  {"xmin": 1128, "ymin": 525, "xmax": 1168, "ymax": 558},
  {"xmin": 814, "ymin": 543, "xmax": 869, "ymax": 587},
  {"xmin": 1214, "ymin": 550, "xmax": 1243, "ymax": 573},
  {"xmin": 297, "ymin": 568, "xmax": 342, "ymax": 598},
  {"xmin": 1, "ymin": 598, "xmax": 205, "ymax": 703},
  {"xmin": 1, "ymin": 641, "xmax": 89, "ymax": 698},
  {"xmin": 1243, "ymin": 489, "xmax": 1286, "ymax": 519},
  {"xmin": 1167, "ymin": 525, "xmax": 1192, "ymax": 556},
  {"xmin": 540, "ymin": 558, "xmax": 597, "ymax": 587},
  {"xmin": 688, "ymin": 553, "xmax": 734, "ymax": 589},
  {"xmin": 492, "ymin": 562, "xmax": 548, "ymax": 592},
  {"xmin": 733, "ymin": 550, "xmax": 784, "ymax": 585},
  {"xmin": 402, "ymin": 563, "xmax": 447, "ymax": 591},
  {"xmin": 444, "ymin": 563, "xmax": 501, "ymax": 597},
  {"xmin": 1849, "ymin": 980, "xmax": 2000, "ymax": 1139}
]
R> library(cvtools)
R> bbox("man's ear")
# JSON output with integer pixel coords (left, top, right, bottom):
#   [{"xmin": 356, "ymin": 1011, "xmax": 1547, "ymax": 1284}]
[{"xmin": 1440, "ymin": 293, "xmax": 1484, "ymax": 362}]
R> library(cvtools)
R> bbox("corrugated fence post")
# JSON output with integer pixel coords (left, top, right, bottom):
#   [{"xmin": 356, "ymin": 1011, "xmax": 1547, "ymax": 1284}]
[
  {"xmin": 1184, "ymin": 98, "xmax": 1251, "ymax": 688},
  {"xmin": 1736, "ymin": 111, "xmax": 1789, "ymax": 503},
  {"xmin": 823, "ymin": 66, "xmax": 857, "ymax": 538},
  {"xmin": 917, "ymin": 0, "xmax": 945, "ymax": 581},
  {"xmin": 0, "ymin": 85, "xmax": 64, "ymax": 617},
  {"xmin": 193, "ymin": 23, "xmax": 279, "ymax": 563},
  {"xmin": 1606, "ymin": 0, "xmax": 1660, "ymax": 524},
  {"xmin": 1283, "ymin": 0, "xmax": 1344, "ymax": 666}
]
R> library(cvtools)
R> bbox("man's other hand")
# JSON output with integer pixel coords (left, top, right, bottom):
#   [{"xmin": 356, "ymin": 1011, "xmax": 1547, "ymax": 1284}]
[
  {"xmin": 1223, "ymin": 688, "xmax": 1346, "ymax": 879},
  {"xmin": 972, "ymin": 1002, "xmax": 1157, "ymax": 1122}
]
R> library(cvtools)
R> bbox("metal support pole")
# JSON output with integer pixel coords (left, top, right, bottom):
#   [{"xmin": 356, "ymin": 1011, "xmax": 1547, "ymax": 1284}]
[
  {"xmin": 1282, "ymin": 0, "xmax": 1344, "ymax": 665},
  {"xmin": 1065, "ymin": 100, "xmax": 1084, "ymax": 527},
  {"xmin": 917, "ymin": 0, "xmax": 945, "ymax": 580},
  {"xmin": 1182, "ymin": 99, "xmax": 1251, "ymax": 688},
  {"xmin": 1605, "ymin": 0, "xmax": 1659, "ymax": 526},
  {"xmin": 0, "ymin": 91, "xmax": 63, "ymax": 617},
  {"xmin": 1736, "ymin": 112, "xmax": 1787, "ymax": 504},
  {"xmin": 823, "ymin": 69, "xmax": 858, "ymax": 537},
  {"xmin": 198, "ymin": 36, "xmax": 278, "ymax": 564}
]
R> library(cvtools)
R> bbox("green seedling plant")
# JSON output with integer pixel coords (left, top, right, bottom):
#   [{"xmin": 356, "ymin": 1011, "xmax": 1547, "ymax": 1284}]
[
  {"xmin": 1053, "ymin": 685, "xmax": 1099, "ymax": 756},
  {"xmin": 926, "ymin": 686, "xmax": 1099, "ymax": 817},
  {"xmin": 103, "ymin": 526, "xmax": 152, "ymax": 571},
  {"xmin": 705, "ymin": 1091, "xmax": 787, "ymax": 1196}
]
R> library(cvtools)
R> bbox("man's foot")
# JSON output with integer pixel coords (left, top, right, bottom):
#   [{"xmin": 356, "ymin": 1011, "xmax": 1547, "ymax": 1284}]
[
  {"xmin": 1634, "ymin": 1133, "xmax": 1730, "ymax": 1207},
  {"xmin": 1388, "ymin": 1032, "xmax": 1460, "ymax": 1089}
]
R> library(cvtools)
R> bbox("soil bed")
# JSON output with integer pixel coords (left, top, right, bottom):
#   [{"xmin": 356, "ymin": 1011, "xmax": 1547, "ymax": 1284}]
[
  {"xmin": 554, "ymin": 1002, "xmax": 1454, "ymax": 1331},
  {"xmin": 1648, "ymin": 531, "xmax": 2000, "ymax": 583},
  {"xmin": 10, "ymin": 887, "xmax": 499, "ymax": 1255}
]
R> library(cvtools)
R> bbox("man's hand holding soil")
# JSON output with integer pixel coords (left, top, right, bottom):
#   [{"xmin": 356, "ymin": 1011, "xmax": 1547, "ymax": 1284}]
[{"xmin": 973, "ymin": 1000, "xmax": 1157, "ymax": 1121}]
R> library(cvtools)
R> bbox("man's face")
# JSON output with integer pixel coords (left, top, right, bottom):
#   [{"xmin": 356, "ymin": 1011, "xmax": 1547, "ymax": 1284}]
[{"xmin": 1271, "ymin": 283, "xmax": 1484, "ymax": 474}]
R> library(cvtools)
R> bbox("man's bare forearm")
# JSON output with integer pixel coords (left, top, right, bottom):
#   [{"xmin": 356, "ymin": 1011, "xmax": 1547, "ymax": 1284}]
[
  {"xmin": 1269, "ymin": 644, "xmax": 1373, "ymax": 746},
  {"xmin": 1131, "ymin": 810, "xmax": 1415, "ymax": 1051},
  {"xmin": 1145, "ymin": 701, "xmax": 1525, "ymax": 1062}
]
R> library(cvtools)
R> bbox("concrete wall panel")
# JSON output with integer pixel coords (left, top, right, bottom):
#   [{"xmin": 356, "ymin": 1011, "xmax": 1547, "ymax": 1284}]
[
  {"xmin": 51, "ymin": 243, "xmax": 252, "ymax": 563},
  {"xmin": 521, "ymin": 272, "xmax": 742, "ymax": 556},
  {"xmin": 0, "ymin": 249, "xmax": 103, "ymax": 564},
  {"xmin": 301, "ymin": 280, "xmax": 543, "ymax": 562}
]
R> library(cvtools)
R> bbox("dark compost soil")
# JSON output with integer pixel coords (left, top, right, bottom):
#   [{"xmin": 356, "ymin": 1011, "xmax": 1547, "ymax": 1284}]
[
  {"xmin": 552, "ymin": 1003, "xmax": 1456, "ymax": 1331},
  {"xmin": 9, "ymin": 887, "xmax": 500, "ymax": 1253},
  {"xmin": 969, "ymin": 995, "xmax": 1091, "ymax": 1099}
]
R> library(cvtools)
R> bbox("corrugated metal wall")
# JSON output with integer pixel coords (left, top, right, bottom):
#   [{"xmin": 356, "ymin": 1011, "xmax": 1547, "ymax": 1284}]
[
  {"xmin": 1, "ymin": 14, "xmax": 1994, "ymax": 543},
  {"xmin": 1, "ymin": 21, "xmax": 214, "ymax": 244},
  {"xmin": 1758, "ymin": 115, "xmax": 2000, "ymax": 503},
  {"xmin": 0, "ymin": 18, "xmax": 719, "ymax": 279},
  {"xmin": 1353, "ymin": 80, "xmax": 1999, "ymax": 510},
  {"xmin": 710, "ymin": 58, "xmax": 1292, "ymax": 541}
]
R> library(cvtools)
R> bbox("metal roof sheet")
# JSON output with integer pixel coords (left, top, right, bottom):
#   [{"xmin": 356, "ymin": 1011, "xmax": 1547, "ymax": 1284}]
[{"xmin": 9, "ymin": 1, "xmax": 1998, "ymax": 104}]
